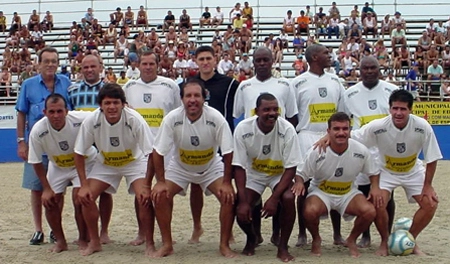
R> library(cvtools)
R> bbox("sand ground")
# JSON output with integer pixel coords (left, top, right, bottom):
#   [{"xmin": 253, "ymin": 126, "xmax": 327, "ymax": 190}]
[{"xmin": 1, "ymin": 161, "xmax": 449, "ymax": 264}]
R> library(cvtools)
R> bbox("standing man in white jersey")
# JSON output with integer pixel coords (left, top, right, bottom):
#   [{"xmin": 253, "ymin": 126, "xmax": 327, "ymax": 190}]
[
  {"xmin": 234, "ymin": 93, "xmax": 300, "ymax": 262},
  {"xmin": 28, "ymin": 94, "xmax": 96, "ymax": 253},
  {"xmin": 295, "ymin": 112, "xmax": 381, "ymax": 258},
  {"xmin": 344, "ymin": 56, "xmax": 399, "ymax": 247},
  {"xmin": 67, "ymin": 54, "xmax": 114, "ymax": 245},
  {"xmin": 75, "ymin": 84, "xmax": 155, "ymax": 256},
  {"xmin": 351, "ymin": 89, "xmax": 442, "ymax": 256},
  {"xmin": 290, "ymin": 43, "xmax": 346, "ymax": 246},
  {"xmin": 150, "ymin": 79, "xmax": 236, "ymax": 258}
]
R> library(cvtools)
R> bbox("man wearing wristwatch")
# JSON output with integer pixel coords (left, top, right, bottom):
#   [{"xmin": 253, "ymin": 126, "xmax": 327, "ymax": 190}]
[{"xmin": 16, "ymin": 47, "xmax": 73, "ymax": 245}]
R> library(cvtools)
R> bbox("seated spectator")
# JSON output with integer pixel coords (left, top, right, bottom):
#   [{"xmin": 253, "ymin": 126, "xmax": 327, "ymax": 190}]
[
  {"xmin": 124, "ymin": 6, "xmax": 135, "ymax": 28},
  {"xmin": 440, "ymin": 77, "xmax": 450, "ymax": 98},
  {"xmin": 314, "ymin": 7, "xmax": 326, "ymax": 23},
  {"xmin": 347, "ymin": 37, "xmax": 360, "ymax": 58},
  {"xmin": 27, "ymin": 10, "xmax": 40, "ymax": 31},
  {"xmin": 315, "ymin": 15, "xmax": 327, "ymax": 37},
  {"xmin": 40, "ymin": 11, "xmax": 53, "ymax": 32},
  {"xmin": 338, "ymin": 18, "xmax": 349, "ymax": 38},
  {"xmin": 380, "ymin": 14, "xmax": 392, "ymax": 39},
  {"xmin": 327, "ymin": 14, "xmax": 340, "ymax": 39},
  {"xmin": 229, "ymin": 3, "xmax": 243, "ymax": 22},
  {"xmin": 374, "ymin": 44, "xmax": 389, "ymax": 69},
  {"xmin": 425, "ymin": 45, "xmax": 439, "ymax": 70},
  {"xmin": 394, "ymin": 45, "xmax": 411, "ymax": 75},
  {"xmin": 427, "ymin": 59, "xmax": 444, "ymax": 81},
  {"xmin": 305, "ymin": 5, "xmax": 314, "ymax": 23},
  {"xmin": 10, "ymin": 12, "xmax": 22, "ymax": 35},
  {"xmin": 85, "ymin": 35, "xmax": 99, "ymax": 51},
  {"xmin": 147, "ymin": 28, "xmax": 160, "ymax": 49},
  {"xmin": 296, "ymin": 10, "xmax": 310, "ymax": 35},
  {"xmin": 179, "ymin": 27, "xmax": 189, "ymax": 44},
  {"xmin": 233, "ymin": 14, "xmax": 245, "ymax": 30},
  {"xmin": 119, "ymin": 24, "xmax": 130, "ymax": 38},
  {"xmin": 9, "ymin": 51, "xmax": 21, "ymax": 75},
  {"xmin": 243, "ymin": 2, "xmax": 253, "ymax": 17},
  {"xmin": 336, "ymin": 38, "xmax": 348, "ymax": 59},
  {"xmin": 237, "ymin": 53, "xmax": 253, "ymax": 76},
  {"xmin": 18, "ymin": 44, "xmax": 31, "ymax": 64},
  {"xmin": 172, "ymin": 54, "xmax": 188, "ymax": 78},
  {"xmin": 91, "ymin": 19, "xmax": 103, "ymax": 44},
  {"xmin": 292, "ymin": 33, "xmax": 306, "ymax": 57},
  {"xmin": 217, "ymin": 53, "xmax": 234, "ymax": 74},
  {"xmin": 346, "ymin": 68, "xmax": 359, "ymax": 87},
  {"xmin": 165, "ymin": 26, "xmax": 178, "ymax": 46},
  {"xmin": 19, "ymin": 25, "xmax": 30, "ymax": 46},
  {"xmin": 405, "ymin": 63, "xmax": 421, "ymax": 101},
  {"xmin": 442, "ymin": 45, "xmax": 450, "ymax": 71},
  {"xmin": 178, "ymin": 9, "xmax": 193, "ymax": 34},
  {"xmin": 425, "ymin": 18, "xmax": 438, "ymax": 40},
  {"xmin": 359, "ymin": 37, "xmax": 372, "ymax": 52},
  {"xmin": 348, "ymin": 13, "xmax": 362, "ymax": 31},
  {"xmin": 328, "ymin": 2, "xmax": 341, "ymax": 20},
  {"xmin": 200, "ymin": 7, "xmax": 211, "ymax": 28},
  {"xmin": 363, "ymin": 11, "xmax": 377, "ymax": 38},
  {"xmin": 283, "ymin": 10, "xmax": 295, "ymax": 34},
  {"xmin": 70, "ymin": 20, "xmax": 80, "ymax": 36},
  {"xmin": 116, "ymin": 71, "xmax": 129, "ymax": 86},
  {"xmin": 18, "ymin": 64, "xmax": 35, "ymax": 85},
  {"xmin": 103, "ymin": 23, "xmax": 117, "ymax": 49},
  {"xmin": 162, "ymin": 10, "xmax": 175, "ymax": 33},
  {"xmin": 240, "ymin": 25, "xmax": 253, "ymax": 53},
  {"xmin": 414, "ymin": 46, "xmax": 426, "ymax": 74},
  {"xmin": 30, "ymin": 25, "xmax": 45, "ymax": 52},
  {"xmin": 126, "ymin": 60, "xmax": 140, "ymax": 80},
  {"xmin": 212, "ymin": 6, "xmax": 224, "ymax": 27},
  {"xmin": 350, "ymin": 5, "xmax": 359, "ymax": 18},
  {"xmin": 244, "ymin": 14, "xmax": 253, "ymax": 29},
  {"xmin": 278, "ymin": 28, "xmax": 288, "ymax": 51},
  {"xmin": 186, "ymin": 54, "xmax": 198, "ymax": 77},
  {"xmin": 177, "ymin": 41, "xmax": 187, "ymax": 59},
  {"xmin": 347, "ymin": 23, "xmax": 362, "ymax": 42},
  {"xmin": 391, "ymin": 11, "xmax": 406, "ymax": 31},
  {"xmin": 384, "ymin": 69, "xmax": 400, "ymax": 86},
  {"xmin": 2, "ymin": 46, "xmax": 12, "ymax": 68},
  {"xmin": 417, "ymin": 30, "xmax": 432, "ymax": 51},
  {"xmin": 0, "ymin": 11, "xmax": 7, "ymax": 34},
  {"xmin": 292, "ymin": 54, "xmax": 308, "ymax": 76},
  {"xmin": 434, "ymin": 31, "xmax": 446, "ymax": 51},
  {"xmin": 59, "ymin": 65, "xmax": 71, "ymax": 78},
  {"xmin": 159, "ymin": 55, "xmax": 173, "ymax": 77},
  {"xmin": 104, "ymin": 67, "xmax": 117, "ymax": 83},
  {"xmin": 273, "ymin": 38, "xmax": 284, "ymax": 68},
  {"xmin": 85, "ymin": 8, "xmax": 95, "ymax": 25},
  {"xmin": 110, "ymin": 7, "xmax": 124, "ymax": 26},
  {"xmin": 391, "ymin": 23, "xmax": 406, "ymax": 48},
  {"xmin": 78, "ymin": 17, "xmax": 89, "ymax": 38},
  {"xmin": 361, "ymin": 2, "xmax": 377, "ymax": 21},
  {"xmin": 114, "ymin": 34, "xmax": 129, "ymax": 62},
  {"xmin": 0, "ymin": 67, "xmax": 12, "ymax": 97},
  {"xmin": 329, "ymin": 46, "xmax": 340, "ymax": 73},
  {"xmin": 165, "ymin": 40, "xmax": 177, "ymax": 61},
  {"xmin": 339, "ymin": 54, "xmax": 359, "ymax": 77},
  {"xmin": 136, "ymin": 5, "xmax": 148, "ymax": 29},
  {"xmin": 187, "ymin": 41, "xmax": 196, "ymax": 57}
]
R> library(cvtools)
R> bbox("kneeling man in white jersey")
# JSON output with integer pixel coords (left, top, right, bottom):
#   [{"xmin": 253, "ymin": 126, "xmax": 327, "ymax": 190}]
[
  {"xmin": 295, "ymin": 112, "xmax": 381, "ymax": 258},
  {"xmin": 351, "ymin": 89, "xmax": 442, "ymax": 256},
  {"xmin": 28, "ymin": 94, "xmax": 97, "ymax": 253},
  {"xmin": 74, "ymin": 83, "xmax": 155, "ymax": 256},
  {"xmin": 234, "ymin": 93, "xmax": 300, "ymax": 262},
  {"xmin": 150, "ymin": 79, "xmax": 236, "ymax": 258}
]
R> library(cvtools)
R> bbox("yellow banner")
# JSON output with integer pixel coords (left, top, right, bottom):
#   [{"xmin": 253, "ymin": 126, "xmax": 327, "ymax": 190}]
[
  {"xmin": 413, "ymin": 102, "xmax": 450, "ymax": 125},
  {"xmin": 179, "ymin": 147, "xmax": 214, "ymax": 165},
  {"xmin": 384, "ymin": 153, "xmax": 417, "ymax": 173},
  {"xmin": 318, "ymin": 180, "xmax": 352, "ymax": 195},
  {"xmin": 309, "ymin": 103, "xmax": 336, "ymax": 123},
  {"xmin": 251, "ymin": 158, "xmax": 284, "ymax": 176},
  {"xmin": 136, "ymin": 108, "xmax": 165, "ymax": 127},
  {"xmin": 53, "ymin": 153, "xmax": 75, "ymax": 168},
  {"xmin": 102, "ymin": 149, "xmax": 135, "ymax": 167}
]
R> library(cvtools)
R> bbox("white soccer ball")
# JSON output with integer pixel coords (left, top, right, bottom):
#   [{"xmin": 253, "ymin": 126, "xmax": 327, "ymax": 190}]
[
  {"xmin": 388, "ymin": 229, "xmax": 416, "ymax": 256},
  {"xmin": 393, "ymin": 217, "xmax": 413, "ymax": 232}
]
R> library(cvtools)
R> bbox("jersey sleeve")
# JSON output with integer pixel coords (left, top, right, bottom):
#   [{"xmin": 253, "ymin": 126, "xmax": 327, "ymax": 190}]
[
  {"xmin": 134, "ymin": 114, "xmax": 154, "ymax": 156},
  {"xmin": 285, "ymin": 83, "xmax": 298, "ymax": 118},
  {"xmin": 28, "ymin": 127, "xmax": 44, "ymax": 164},
  {"xmin": 283, "ymin": 129, "xmax": 301, "ymax": 168},
  {"xmin": 422, "ymin": 125, "xmax": 443, "ymax": 163},
  {"xmin": 216, "ymin": 118, "xmax": 234, "ymax": 155},
  {"xmin": 350, "ymin": 123, "xmax": 377, "ymax": 148},
  {"xmin": 233, "ymin": 83, "xmax": 245, "ymax": 118},
  {"xmin": 360, "ymin": 148, "xmax": 380, "ymax": 176},
  {"xmin": 297, "ymin": 148, "xmax": 317, "ymax": 182},
  {"xmin": 336, "ymin": 82, "xmax": 346, "ymax": 112},
  {"xmin": 74, "ymin": 116, "xmax": 95, "ymax": 156},
  {"xmin": 231, "ymin": 125, "xmax": 248, "ymax": 169},
  {"xmin": 153, "ymin": 114, "xmax": 174, "ymax": 156}
]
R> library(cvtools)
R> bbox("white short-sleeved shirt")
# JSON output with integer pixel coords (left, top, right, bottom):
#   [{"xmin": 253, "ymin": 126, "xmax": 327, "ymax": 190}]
[
  {"xmin": 344, "ymin": 80, "xmax": 398, "ymax": 129},
  {"xmin": 123, "ymin": 76, "xmax": 182, "ymax": 136},
  {"xmin": 351, "ymin": 115, "xmax": 442, "ymax": 175},
  {"xmin": 232, "ymin": 116, "xmax": 300, "ymax": 177},
  {"xmin": 74, "ymin": 107, "xmax": 154, "ymax": 167},
  {"xmin": 154, "ymin": 105, "xmax": 233, "ymax": 173},
  {"xmin": 29, "ymin": 111, "xmax": 97, "ymax": 168},
  {"xmin": 291, "ymin": 71, "xmax": 345, "ymax": 132},
  {"xmin": 233, "ymin": 77, "xmax": 298, "ymax": 119},
  {"xmin": 218, "ymin": 59, "xmax": 234, "ymax": 74},
  {"xmin": 214, "ymin": 11, "xmax": 224, "ymax": 20},
  {"xmin": 298, "ymin": 139, "xmax": 378, "ymax": 195},
  {"xmin": 126, "ymin": 67, "xmax": 141, "ymax": 80},
  {"xmin": 284, "ymin": 16, "xmax": 295, "ymax": 26}
]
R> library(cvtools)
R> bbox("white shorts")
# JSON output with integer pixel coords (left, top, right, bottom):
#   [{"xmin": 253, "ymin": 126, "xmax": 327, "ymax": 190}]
[
  {"xmin": 246, "ymin": 174, "xmax": 282, "ymax": 195},
  {"xmin": 88, "ymin": 156, "xmax": 147, "ymax": 194},
  {"xmin": 297, "ymin": 130, "xmax": 326, "ymax": 158},
  {"xmin": 307, "ymin": 187, "xmax": 362, "ymax": 221},
  {"xmin": 379, "ymin": 168, "xmax": 425, "ymax": 203},
  {"xmin": 355, "ymin": 147, "xmax": 380, "ymax": 186},
  {"xmin": 47, "ymin": 161, "xmax": 93, "ymax": 194},
  {"xmin": 165, "ymin": 157, "xmax": 223, "ymax": 196}
]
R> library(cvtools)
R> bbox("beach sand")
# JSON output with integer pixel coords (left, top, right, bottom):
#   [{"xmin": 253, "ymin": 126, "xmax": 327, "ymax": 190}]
[{"xmin": 1, "ymin": 161, "xmax": 449, "ymax": 264}]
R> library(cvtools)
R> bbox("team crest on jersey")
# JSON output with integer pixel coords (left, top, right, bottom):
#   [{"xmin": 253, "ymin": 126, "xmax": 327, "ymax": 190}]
[
  {"xmin": 334, "ymin": 167, "xmax": 344, "ymax": 177},
  {"xmin": 368, "ymin": 99, "xmax": 377, "ymax": 110},
  {"xmin": 58, "ymin": 141, "xmax": 69, "ymax": 151},
  {"xmin": 262, "ymin": 144, "xmax": 271, "ymax": 155},
  {"xmin": 318, "ymin": 87, "xmax": 327, "ymax": 98},
  {"xmin": 110, "ymin": 137, "xmax": 120, "ymax": 147},
  {"xmin": 191, "ymin": 136, "xmax": 200, "ymax": 146},
  {"xmin": 143, "ymin": 93, "xmax": 152, "ymax": 103},
  {"xmin": 397, "ymin": 143, "xmax": 406, "ymax": 153}
]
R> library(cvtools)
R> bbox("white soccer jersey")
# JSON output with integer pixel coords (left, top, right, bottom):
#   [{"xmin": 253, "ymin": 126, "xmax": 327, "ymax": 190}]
[
  {"xmin": 123, "ymin": 76, "xmax": 182, "ymax": 136},
  {"xmin": 352, "ymin": 115, "xmax": 442, "ymax": 175},
  {"xmin": 154, "ymin": 105, "xmax": 233, "ymax": 173},
  {"xmin": 291, "ymin": 71, "xmax": 346, "ymax": 132},
  {"xmin": 74, "ymin": 107, "xmax": 154, "ymax": 167},
  {"xmin": 344, "ymin": 80, "xmax": 398, "ymax": 129},
  {"xmin": 232, "ymin": 116, "xmax": 300, "ymax": 177},
  {"xmin": 298, "ymin": 139, "xmax": 378, "ymax": 196},
  {"xmin": 233, "ymin": 77, "xmax": 298, "ymax": 119},
  {"xmin": 29, "ymin": 111, "xmax": 97, "ymax": 168}
]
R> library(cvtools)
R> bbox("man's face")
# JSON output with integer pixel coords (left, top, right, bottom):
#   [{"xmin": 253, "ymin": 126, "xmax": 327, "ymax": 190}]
[
  {"xmin": 44, "ymin": 99, "xmax": 68, "ymax": 130},
  {"xmin": 139, "ymin": 54, "xmax": 158, "ymax": 81},
  {"xmin": 316, "ymin": 46, "xmax": 331, "ymax": 68},
  {"xmin": 253, "ymin": 49, "xmax": 273, "ymax": 77},
  {"xmin": 196, "ymin": 51, "xmax": 216, "ymax": 75},
  {"xmin": 39, "ymin": 51, "xmax": 59, "ymax": 77},
  {"xmin": 256, "ymin": 99, "xmax": 279, "ymax": 129},
  {"xmin": 360, "ymin": 59, "xmax": 379, "ymax": 85},
  {"xmin": 327, "ymin": 121, "xmax": 350, "ymax": 146},
  {"xmin": 182, "ymin": 84, "xmax": 204, "ymax": 118},
  {"xmin": 182, "ymin": 9, "xmax": 187, "ymax": 15},
  {"xmin": 81, "ymin": 56, "xmax": 101, "ymax": 83},
  {"xmin": 389, "ymin": 101, "xmax": 411, "ymax": 129},
  {"xmin": 100, "ymin": 96, "xmax": 124, "ymax": 123}
]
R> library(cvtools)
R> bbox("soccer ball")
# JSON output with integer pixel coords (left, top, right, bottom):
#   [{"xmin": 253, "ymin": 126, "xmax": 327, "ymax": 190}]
[
  {"xmin": 393, "ymin": 217, "xmax": 413, "ymax": 232},
  {"xmin": 388, "ymin": 229, "xmax": 416, "ymax": 256}
]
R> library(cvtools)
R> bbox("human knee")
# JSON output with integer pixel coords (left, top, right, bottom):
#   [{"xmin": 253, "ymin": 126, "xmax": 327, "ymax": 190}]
[
  {"xmin": 281, "ymin": 189, "xmax": 295, "ymax": 204},
  {"xmin": 303, "ymin": 203, "xmax": 322, "ymax": 219},
  {"xmin": 418, "ymin": 196, "xmax": 438, "ymax": 212}
]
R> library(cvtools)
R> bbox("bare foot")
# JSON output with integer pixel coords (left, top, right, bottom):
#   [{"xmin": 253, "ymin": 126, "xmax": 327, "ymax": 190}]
[
  {"xmin": 375, "ymin": 241, "xmax": 388, "ymax": 256},
  {"xmin": 145, "ymin": 243, "xmax": 156, "ymax": 256},
  {"xmin": 333, "ymin": 235, "xmax": 345, "ymax": 245},
  {"xmin": 150, "ymin": 245, "xmax": 174, "ymax": 258},
  {"xmin": 413, "ymin": 245, "xmax": 427, "ymax": 256},
  {"xmin": 129, "ymin": 235, "xmax": 145, "ymax": 246},
  {"xmin": 77, "ymin": 240, "xmax": 88, "ymax": 251},
  {"xmin": 277, "ymin": 248, "xmax": 295, "ymax": 262},
  {"xmin": 295, "ymin": 235, "xmax": 307, "ymax": 247},
  {"xmin": 220, "ymin": 245, "xmax": 238, "ymax": 258},
  {"xmin": 48, "ymin": 242, "xmax": 68, "ymax": 253},
  {"xmin": 188, "ymin": 227, "xmax": 204, "ymax": 244},
  {"xmin": 346, "ymin": 241, "xmax": 361, "ymax": 258},
  {"xmin": 100, "ymin": 233, "xmax": 113, "ymax": 244},
  {"xmin": 311, "ymin": 238, "xmax": 322, "ymax": 256},
  {"xmin": 80, "ymin": 242, "xmax": 102, "ymax": 256},
  {"xmin": 242, "ymin": 237, "xmax": 257, "ymax": 256},
  {"xmin": 357, "ymin": 236, "xmax": 371, "ymax": 248}
]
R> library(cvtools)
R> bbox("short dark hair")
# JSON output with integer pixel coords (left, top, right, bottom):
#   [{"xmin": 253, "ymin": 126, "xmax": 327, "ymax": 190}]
[
  {"xmin": 138, "ymin": 51, "xmax": 159, "ymax": 64},
  {"xmin": 389, "ymin": 89, "xmax": 414, "ymax": 109},
  {"xmin": 328, "ymin": 112, "xmax": 351, "ymax": 129},
  {"xmin": 38, "ymin": 46, "xmax": 58, "ymax": 63},
  {"xmin": 304, "ymin": 44, "xmax": 325, "ymax": 63},
  {"xmin": 256, "ymin": 93, "xmax": 277, "ymax": 109},
  {"xmin": 195, "ymin": 45, "xmax": 215, "ymax": 57},
  {"xmin": 181, "ymin": 79, "xmax": 207, "ymax": 99},
  {"xmin": 45, "ymin": 93, "xmax": 67, "ymax": 109},
  {"xmin": 97, "ymin": 83, "xmax": 127, "ymax": 105}
]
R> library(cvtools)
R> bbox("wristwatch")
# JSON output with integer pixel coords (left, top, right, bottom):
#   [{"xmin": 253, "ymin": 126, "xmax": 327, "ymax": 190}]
[{"xmin": 17, "ymin": 137, "xmax": 25, "ymax": 143}]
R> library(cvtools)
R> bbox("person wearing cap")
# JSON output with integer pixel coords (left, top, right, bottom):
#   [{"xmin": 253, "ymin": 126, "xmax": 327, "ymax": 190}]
[
  {"xmin": 361, "ymin": 2, "xmax": 377, "ymax": 21},
  {"xmin": 178, "ymin": 9, "xmax": 192, "ymax": 34},
  {"xmin": 109, "ymin": 7, "xmax": 124, "ymax": 27},
  {"xmin": 124, "ymin": 6, "xmax": 135, "ymax": 29},
  {"xmin": 162, "ymin": 10, "xmax": 175, "ymax": 33},
  {"xmin": 391, "ymin": 11, "xmax": 406, "ymax": 31}
]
